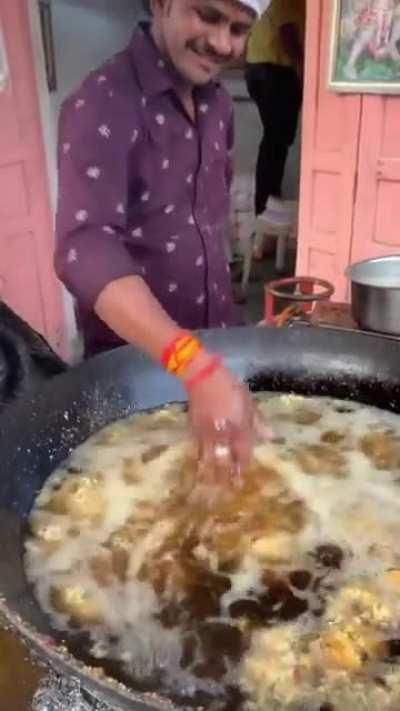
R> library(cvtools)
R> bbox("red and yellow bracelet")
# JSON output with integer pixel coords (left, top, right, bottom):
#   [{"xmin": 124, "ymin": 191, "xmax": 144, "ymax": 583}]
[
  {"xmin": 161, "ymin": 332, "xmax": 222, "ymax": 388},
  {"xmin": 184, "ymin": 355, "xmax": 222, "ymax": 391},
  {"xmin": 161, "ymin": 332, "xmax": 203, "ymax": 377}
]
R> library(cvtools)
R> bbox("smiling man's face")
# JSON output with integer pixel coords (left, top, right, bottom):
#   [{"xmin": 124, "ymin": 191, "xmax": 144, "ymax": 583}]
[{"xmin": 151, "ymin": 0, "xmax": 255, "ymax": 86}]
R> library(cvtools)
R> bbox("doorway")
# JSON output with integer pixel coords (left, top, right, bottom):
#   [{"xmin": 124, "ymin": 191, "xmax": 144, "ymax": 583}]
[{"xmin": 224, "ymin": 2, "xmax": 306, "ymax": 324}]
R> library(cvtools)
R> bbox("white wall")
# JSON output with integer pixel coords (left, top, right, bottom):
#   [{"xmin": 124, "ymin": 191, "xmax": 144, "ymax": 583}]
[{"xmin": 51, "ymin": 0, "xmax": 146, "ymax": 116}]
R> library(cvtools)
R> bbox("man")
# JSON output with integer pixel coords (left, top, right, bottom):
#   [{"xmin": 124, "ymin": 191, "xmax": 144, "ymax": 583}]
[
  {"xmin": 245, "ymin": 0, "xmax": 305, "ymax": 222},
  {"xmin": 55, "ymin": 0, "xmax": 269, "ymax": 480}
]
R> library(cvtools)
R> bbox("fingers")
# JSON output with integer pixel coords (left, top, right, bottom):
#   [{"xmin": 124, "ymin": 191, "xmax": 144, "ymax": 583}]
[
  {"xmin": 230, "ymin": 425, "xmax": 251, "ymax": 482},
  {"xmin": 198, "ymin": 437, "xmax": 219, "ymax": 485},
  {"xmin": 211, "ymin": 418, "xmax": 234, "ymax": 484},
  {"xmin": 195, "ymin": 417, "xmax": 236, "ymax": 486},
  {"xmin": 199, "ymin": 434, "xmax": 234, "ymax": 486},
  {"xmin": 189, "ymin": 383, "xmax": 272, "ymax": 488}
]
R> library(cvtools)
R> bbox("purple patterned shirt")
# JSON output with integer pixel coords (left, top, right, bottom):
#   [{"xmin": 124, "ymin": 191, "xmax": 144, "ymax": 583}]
[{"xmin": 55, "ymin": 24, "xmax": 237, "ymax": 356}]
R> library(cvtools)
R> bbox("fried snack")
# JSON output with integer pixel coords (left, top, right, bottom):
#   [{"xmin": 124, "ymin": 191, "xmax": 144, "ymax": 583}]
[
  {"xmin": 360, "ymin": 431, "xmax": 400, "ymax": 470},
  {"xmin": 325, "ymin": 583, "xmax": 392, "ymax": 627},
  {"xmin": 29, "ymin": 513, "xmax": 64, "ymax": 554},
  {"xmin": 50, "ymin": 585, "xmax": 103, "ymax": 625},
  {"xmin": 319, "ymin": 626, "xmax": 385, "ymax": 671},
  {"xmin": 293, "ymin": 444, "xmax": 346, "ymax": 478},
  {"xmin": 43, "ymin": 473, "xmax": 105, "ymax": 522}
]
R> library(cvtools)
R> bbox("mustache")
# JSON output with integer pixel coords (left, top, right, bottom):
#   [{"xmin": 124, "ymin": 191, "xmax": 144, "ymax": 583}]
[{"xmin": 187, "ymin": 40, "xmax": 233, "ymax": 64}]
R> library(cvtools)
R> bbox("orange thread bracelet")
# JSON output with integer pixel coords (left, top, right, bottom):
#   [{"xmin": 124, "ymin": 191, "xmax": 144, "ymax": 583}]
[
  {"xmin": 161, "ymin": 332, "xmax": 187, "ymax": 367},
  {"xmin": 184, "ymin": 355, "xmax": 222, "ymax": 391},
  {"xmin": 167, "ymin": 336, "xmax": 202, "ymax": 376},
  {"xmin": 172, "ymin": 337, "xmax": 202, "ymax": 377},
  {"xmin": 161, "ymin": 333, "xmax": 203, "ymax": 377}
]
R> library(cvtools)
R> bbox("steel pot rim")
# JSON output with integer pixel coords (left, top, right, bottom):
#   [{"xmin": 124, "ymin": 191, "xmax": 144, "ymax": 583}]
[{"xmin": 345, "ymin": 254, "xmax": 400, "ymax": 290}]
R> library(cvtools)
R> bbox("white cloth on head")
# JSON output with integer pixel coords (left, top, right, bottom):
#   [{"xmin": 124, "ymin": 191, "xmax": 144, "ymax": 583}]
[{"xmin": 239, "ymin": 0, "xmax": 271, "ymax": 17}]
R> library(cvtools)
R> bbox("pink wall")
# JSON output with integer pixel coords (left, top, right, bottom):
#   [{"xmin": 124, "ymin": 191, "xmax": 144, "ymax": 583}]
[
  {"xmin": 0, "ymin": 0, "xmax": 65, "ymax": 354},
  {"xmin": 297, "ymin": 0, "xmax": 400, "ymax": 301}
]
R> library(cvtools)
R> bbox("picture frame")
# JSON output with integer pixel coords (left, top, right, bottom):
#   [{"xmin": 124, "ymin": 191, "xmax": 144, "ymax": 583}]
[{"xmin": 328, "ymin": 0, "xmax": 400, "ymax": 94}]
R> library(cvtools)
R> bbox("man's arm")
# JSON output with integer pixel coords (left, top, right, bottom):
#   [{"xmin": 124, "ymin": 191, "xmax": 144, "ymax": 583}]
[
  {"xmin": 55, "ymin": 76, "xmax": 145, "ymax": 313},
  {"xmin": 56, "ymin": 75, "xmax": 261, "ymax": 479},
  {"xmin": 94, "ymin": 276, "xmax": 259, "ymax": 483},
  {"xmin": 56, "ymin": 88, "xmax": 189, "ymax": 368},
  {"xmin": 95, "ymin": 276, "xmax": 181, "ymax": 362}
]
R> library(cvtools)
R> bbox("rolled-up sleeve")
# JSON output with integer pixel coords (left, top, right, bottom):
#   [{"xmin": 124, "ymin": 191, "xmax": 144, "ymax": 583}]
[{"xmin": 55, "ymin": 80, "xmax": 141, "ymax": 311}]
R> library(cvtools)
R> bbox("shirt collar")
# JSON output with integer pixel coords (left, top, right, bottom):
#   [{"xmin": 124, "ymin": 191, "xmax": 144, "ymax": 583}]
[{"xmin": 129, "ymin": 23, "xmax": 220, "ymax": 103}]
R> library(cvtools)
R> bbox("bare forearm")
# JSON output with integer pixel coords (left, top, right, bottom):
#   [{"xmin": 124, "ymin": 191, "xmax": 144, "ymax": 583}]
[{"xmin": 94, "ymin": 275, "xmax": 180, "ymax": 361}]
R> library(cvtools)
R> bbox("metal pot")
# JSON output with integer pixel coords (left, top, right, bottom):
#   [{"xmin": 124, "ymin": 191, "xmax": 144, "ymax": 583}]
[
  {"xmin": 1, "ymin": 325, "xmax": 400, "ymax": 710},
  {"xmin": 346, "ymin": 254, "xmax": 400, "ymax": 335}
]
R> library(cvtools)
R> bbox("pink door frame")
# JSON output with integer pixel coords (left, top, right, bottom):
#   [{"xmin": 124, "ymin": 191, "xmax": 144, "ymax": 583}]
[
  {"xmin": 296, "ymin": 0, "xmax": 362, "ymax": 301},
  {"xmin": 0, "ymin": 0, "xmax": 66, "ymax": 355},
  {"xmin": 297, "ymin": 0, "xmax": 400, "ymax": 300}
]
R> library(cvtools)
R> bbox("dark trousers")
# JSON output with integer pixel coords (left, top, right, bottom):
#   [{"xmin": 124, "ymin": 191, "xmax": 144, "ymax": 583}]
[{"xmin": 245, "ymin": 63, "xmax": 303, "ymax": 216}]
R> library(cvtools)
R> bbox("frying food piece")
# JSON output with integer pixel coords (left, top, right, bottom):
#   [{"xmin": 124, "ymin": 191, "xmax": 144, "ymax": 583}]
[
  {"xmin": 122, "ymin": 447, "xmax": 171, "ymax": 484},
  {"xmin": 50, "ymin": 585, "xmax": 104, "ymax": 625},
  {"xmin": 319, "ymin": 629, "xmax": 363, "ymax": 671},
  {"xmin": 43, "ymin": 473, "xmax": 105, "ymax": 522},
  {"xmin": 270, "ymin": 401, "xmax": 322, "ymax": 426},
  {"xmin": 292, "ymin": 408, "xmax": 322, "ymax": 426},
  {"xmin": 251, "ymin": 532, "xmax": 294, "ymax": 563},
  {"xmin": 318, "ymin": 626, "xmax": 385, "ymax": 671},
  {"xmin": 242, "ymin": 625, "xmax": 312, "ymax": 707},
  {"xmin": 384, "ymin": 569, "xmax": 400, "ymax": 586},
  {"xmin": 95, "ymin": 427, "xmax": 127, "ymax": 445},
  {"xmin": 122, "ymin": 457, "xmax": 142, "ymax": 484},
  {"xmin": 368, "ymin": 543, "xmax": 399, "ymax": 567},
  {"xmin": 141, "ymin": 444, "xmax": 169, "ymax": 464},
  {"xmin": 90, "ymin": 551, "xmax": 115, "ymax": 587},
  {"xmin": 360, "ymin": 431, "xmax": 400, "ymax": 470},
  {"xmin": 89, "ymin": 546, "xmax": 131, "ymax": 586},
  {"xmin": 29, "ymin": 513, "xmax": 64, "ymax": 554},
  {"xmin": 326, "ymin": 583, "xmax": 391, "ymax": 627},
  {"xmin": 320, "ymin": 430, "xmax": 346, "ymax": 445},
  {"xmin": 293, "ymin": 444, "xmax": 346, "ymax": 478}
]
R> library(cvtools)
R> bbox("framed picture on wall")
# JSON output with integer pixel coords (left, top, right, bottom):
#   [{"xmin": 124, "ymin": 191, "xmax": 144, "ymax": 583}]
[{"xmin": 328, "ymin": 0, "xmax": 400, "ymax": 93}]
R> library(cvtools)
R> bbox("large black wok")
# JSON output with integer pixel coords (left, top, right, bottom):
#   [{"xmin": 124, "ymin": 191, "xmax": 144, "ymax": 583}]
[{"xmin": 1, "ymin": 325, "xmax": 400, "ymax": 710}]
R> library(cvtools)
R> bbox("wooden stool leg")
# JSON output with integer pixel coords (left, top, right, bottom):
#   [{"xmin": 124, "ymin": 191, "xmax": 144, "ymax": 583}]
[
  {"xmin": 241, "ymin": 230, "xmax": 255, "ymax": 297},
  {"xmin": 276, "ymin": 232, "xmax": 288, "ymax": 271}
]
